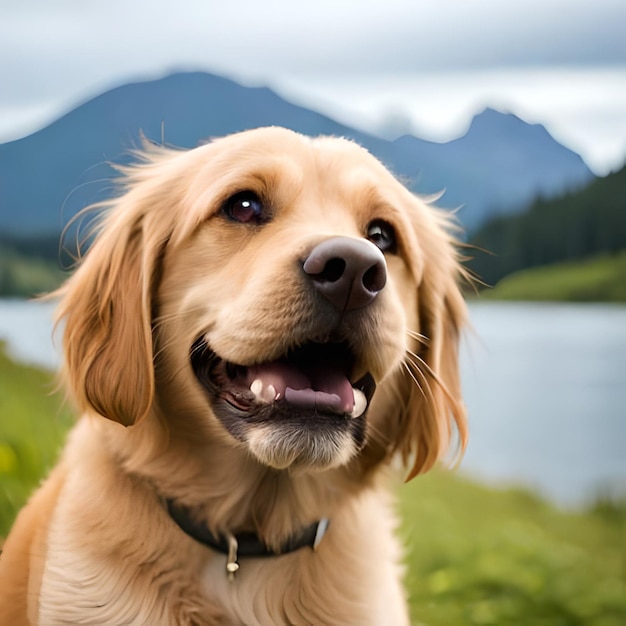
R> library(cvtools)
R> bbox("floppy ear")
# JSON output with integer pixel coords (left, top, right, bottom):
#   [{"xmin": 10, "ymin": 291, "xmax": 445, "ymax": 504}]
[
  {"xmin": 54, "ymin": 195, "xmax": 168, "ymax": 427},
  {"xmin": 399, "ymin": 205, "xmax": 469, "ymax": 480}
]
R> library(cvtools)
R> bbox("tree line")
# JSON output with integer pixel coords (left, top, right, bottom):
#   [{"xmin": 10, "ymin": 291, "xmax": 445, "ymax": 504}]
[{"xmin": 467, "ymin": 164, "xmax": 626, "ymax": 287}]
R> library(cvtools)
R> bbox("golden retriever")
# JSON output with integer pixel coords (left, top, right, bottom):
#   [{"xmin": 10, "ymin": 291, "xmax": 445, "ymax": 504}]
[{"xmin": 0, "ymin": 127, "xmax": 467, "ymax": 625}]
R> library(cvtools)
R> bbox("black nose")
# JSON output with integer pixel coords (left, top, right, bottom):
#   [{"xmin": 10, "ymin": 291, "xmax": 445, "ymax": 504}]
[{"xmin": 303, "ymin": 237, "xmax": 387, "ymax": 312}]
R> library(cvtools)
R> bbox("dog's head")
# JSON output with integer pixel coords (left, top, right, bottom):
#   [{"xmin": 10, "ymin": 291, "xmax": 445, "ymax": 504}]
[{"xmin": 57, "ymin": 127, "xmax": 467, "ymax": 479}]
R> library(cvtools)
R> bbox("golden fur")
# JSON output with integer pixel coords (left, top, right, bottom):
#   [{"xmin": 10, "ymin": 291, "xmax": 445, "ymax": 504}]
[{"xmin": 0, "ymin": 127, "xmax": 467, "ymax": 624}]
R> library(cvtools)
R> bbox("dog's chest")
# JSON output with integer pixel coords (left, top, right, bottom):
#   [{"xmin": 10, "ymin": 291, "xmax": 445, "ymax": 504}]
[
  {"xmin": 200, "ymin": 555, "xmax": 300, "ymax": 623},
  {"xmin": 198, "ymin": 549, "xmax": 406, "ymax": 625}
]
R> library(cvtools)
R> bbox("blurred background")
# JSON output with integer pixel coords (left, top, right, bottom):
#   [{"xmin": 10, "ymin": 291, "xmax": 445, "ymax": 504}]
[{"xmin": 0, "ymin": 1, "xmax": 624, "ymax": 624}]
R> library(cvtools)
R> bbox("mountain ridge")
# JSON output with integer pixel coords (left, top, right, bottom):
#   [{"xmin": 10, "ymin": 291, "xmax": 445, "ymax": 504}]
[{"xmin": 0, "ymin": 70, "xmax": 593, "ymax": 235}]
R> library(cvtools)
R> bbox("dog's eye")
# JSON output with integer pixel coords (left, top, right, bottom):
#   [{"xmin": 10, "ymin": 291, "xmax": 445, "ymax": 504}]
[
  {"xmin": 222, "ymin": 191, "xmax": 267, "ymax": 224},
  {"xmin": 366, "ymin": 220, "xmax": 397, "ymax": 253}
]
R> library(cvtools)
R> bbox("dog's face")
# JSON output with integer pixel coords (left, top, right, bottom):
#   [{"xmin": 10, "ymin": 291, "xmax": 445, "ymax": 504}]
[
  {"xmin": 58, "ymin": 127, "xmax": 467, "ymax": 478},
  {"xmin": 157, "ymin": 131, "xmax": 417, "ymax": 471}
]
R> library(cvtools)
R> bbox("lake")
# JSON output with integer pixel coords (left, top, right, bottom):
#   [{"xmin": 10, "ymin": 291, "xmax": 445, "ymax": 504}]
[{"xmin": 0, "ymin": 298, "xmax": 625, "ymax": 509}]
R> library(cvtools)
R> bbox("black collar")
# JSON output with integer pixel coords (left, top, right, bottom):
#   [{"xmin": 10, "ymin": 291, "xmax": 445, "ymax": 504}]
[{"xmin": 166, "ymin": 499, "xmax": 329, "ymax": 578}]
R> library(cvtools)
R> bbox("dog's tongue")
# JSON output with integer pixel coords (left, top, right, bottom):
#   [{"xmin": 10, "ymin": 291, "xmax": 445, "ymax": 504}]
[{"xmin": 246, "ymin": 361, "xmax": 354, "ymax": 414}]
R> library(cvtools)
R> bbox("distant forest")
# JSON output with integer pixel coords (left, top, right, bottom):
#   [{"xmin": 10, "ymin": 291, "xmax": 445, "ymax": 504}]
[{"xmin": 468, "ymin": 165, "xmax": 626, "ymax": 287}]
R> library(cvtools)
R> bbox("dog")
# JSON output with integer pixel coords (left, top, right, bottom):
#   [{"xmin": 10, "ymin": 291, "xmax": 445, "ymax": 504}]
[{"xmin": 0, "ymin": 127, "xmax": 467, "ymax": 624}]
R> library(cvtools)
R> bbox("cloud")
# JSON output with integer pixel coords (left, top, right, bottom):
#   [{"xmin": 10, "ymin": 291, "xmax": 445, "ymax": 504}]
[{"xmin": 1, "ymin": 0, "xmax": 625, "ymax": 104}]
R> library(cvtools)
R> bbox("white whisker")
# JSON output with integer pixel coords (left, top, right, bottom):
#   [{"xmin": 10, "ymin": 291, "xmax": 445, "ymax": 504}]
[
  {"xmin": 405, "ymin": 348, "xmax": 457, "ymax": 409},
  {"xmin": 405, "ymin": 328, "xmax": 430, "ymax": 346},
  {"xmin": 402, "ymin": 356, "xmax": 437, "ymax": 409}
]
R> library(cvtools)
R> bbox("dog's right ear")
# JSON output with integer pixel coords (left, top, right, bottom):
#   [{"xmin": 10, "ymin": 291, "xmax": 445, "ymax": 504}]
[
  {"xmin": 394, "ymin": 195, "xmax": 469, "ymax": 480},
  {"xmin": 54, "ymin": 192, "xmax": 169, "ymax": 427}
]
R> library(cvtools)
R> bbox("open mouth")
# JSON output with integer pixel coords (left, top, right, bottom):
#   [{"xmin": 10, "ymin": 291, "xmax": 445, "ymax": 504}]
[{"xmin": 190, "ymin": 338, "xmax": 376, "ymax": 423}]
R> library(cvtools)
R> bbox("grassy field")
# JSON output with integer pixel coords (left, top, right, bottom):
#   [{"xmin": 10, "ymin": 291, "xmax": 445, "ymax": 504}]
[
  {"xmin": 0, "ymin": 343, "xmax": 74, "ymax": 532},
  {"xmin": 478, "ymin": 251, "xmax": 626, "ymax": 303},
  {"xmin": 401, "ymin": 474, "xmax": 625, "ymax": 625},
  {"xmin": 1, "ymin": 346, "xmax": 624, "ymax": 625}
]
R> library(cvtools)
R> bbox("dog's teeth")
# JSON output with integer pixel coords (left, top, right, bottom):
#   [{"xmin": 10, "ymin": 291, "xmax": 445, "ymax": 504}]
[
  {"xmin": 350, "ymin": 388, "xmax": 368, "ymax": 418},
  {"xmin": 262, "ymin": 384, "xmax": 277, "ymax": 403},
  {"xmin": 250, "ymin": 379, "xmax": 277, "ymax": 403}
]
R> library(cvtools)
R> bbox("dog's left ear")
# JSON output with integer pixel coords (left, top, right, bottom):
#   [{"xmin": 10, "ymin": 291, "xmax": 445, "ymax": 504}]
[
  {"xmin": 54, "ymin": 197, "xmax": 168, "ymax": 427},
  {"xmin": 398, "ymin": 204, "xmax": 469, "ymax": 480}
]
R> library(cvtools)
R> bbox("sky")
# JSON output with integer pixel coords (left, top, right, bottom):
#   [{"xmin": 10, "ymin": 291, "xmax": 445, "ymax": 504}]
[{"xmin": 1, "ymin": 0, "xmax": 625, "ymax": 175}]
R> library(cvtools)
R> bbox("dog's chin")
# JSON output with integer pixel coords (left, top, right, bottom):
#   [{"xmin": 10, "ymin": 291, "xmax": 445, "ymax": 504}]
[
  {"xmin": 190, "ymin": 337, "xmax": 376, "ymax": 471},
  {"xmin": 221, "ymin": 406, "xmax": 363, "ymax": 471}
]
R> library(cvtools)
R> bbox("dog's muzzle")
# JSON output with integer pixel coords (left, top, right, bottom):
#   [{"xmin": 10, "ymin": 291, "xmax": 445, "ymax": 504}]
[{"xmin": 189, "ymin": 236, "xmax": 386, "ymax": 459}]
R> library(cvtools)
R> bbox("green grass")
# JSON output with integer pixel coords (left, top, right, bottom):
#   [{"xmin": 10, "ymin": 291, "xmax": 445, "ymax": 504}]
[
  {"xmin": 1, "ymin": 347, "xmax": 624, "ymax": 624},
  {"xmin": 0, "ymin": 343, "xmax": 74, "ymax": 534},
  {"xmin": 399, "ymin": 473, "xmax": 625, "ymax": 625},
  {"xmin": 479, "ymin": 251, "xmax": 626, "ymax": 302}
]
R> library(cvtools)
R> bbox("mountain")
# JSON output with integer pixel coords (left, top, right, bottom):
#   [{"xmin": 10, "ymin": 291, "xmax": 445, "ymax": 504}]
[
  {"xmin": 392, "ymin": 108, "xmax": 596, "ymax": 227},
  {"xmin": 0, "ymin": 71, "xmax": 594, "ymax": 236}
]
